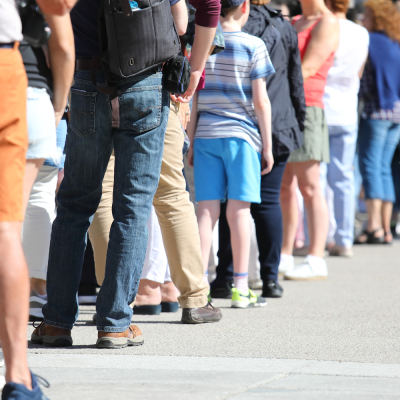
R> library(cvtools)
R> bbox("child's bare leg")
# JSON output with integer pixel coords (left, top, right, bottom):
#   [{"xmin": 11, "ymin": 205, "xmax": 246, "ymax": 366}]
[
  {"xmin": 197, "ymin": 200, "xmax": 221, "ymax": 273},
  {"xmin": 226, "ymin": 199, "xmax": 251, "ymax": 290}
]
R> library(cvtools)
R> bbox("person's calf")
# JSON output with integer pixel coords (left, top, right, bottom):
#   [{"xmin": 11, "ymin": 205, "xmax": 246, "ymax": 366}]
[
  {"xmin": 160, "ymin": 281, "xmax": 179, "ymax": 303},
  {"xmin": 30, "ymin": 278, "xmax": 46, "ymax": 296},
  {"xmin": 134, "ymin": 279, "xmax": 162, "ymax": 306}
]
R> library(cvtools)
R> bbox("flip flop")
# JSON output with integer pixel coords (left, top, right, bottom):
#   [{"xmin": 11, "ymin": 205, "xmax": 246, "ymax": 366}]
[
  {"xmin": 161, "ymin": 302, "xmax": 179, "ymax": 313},
  {"xmin": 133, "ymin": 304, "xmax": 162, "ymax": 315}
]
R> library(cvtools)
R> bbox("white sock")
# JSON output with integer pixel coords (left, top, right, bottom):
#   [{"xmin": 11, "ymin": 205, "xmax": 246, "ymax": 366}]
[
  {"xmin": 306, "ymin": 254, "xmax": 325, "ymax": 267},
  {"xmin": 234, "ymin": 273, "xmax": 248, "ymax": 292},
  {"xmin": 280, "ymin": 253, "xmax": 294, "ymax": 263}
]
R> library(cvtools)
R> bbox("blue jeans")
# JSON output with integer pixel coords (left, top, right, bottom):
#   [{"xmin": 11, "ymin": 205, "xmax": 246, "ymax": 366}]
[
  {"xmin": 358, "ymin": 118, "xmax": 400, "ymax": 202},
  {"xmin": 320, "ymin": 124, "xmax": 358, "ymax": 247},
  {"xmin": 43, "ymin": 70, "xmax": 169, "ymax": 332}
]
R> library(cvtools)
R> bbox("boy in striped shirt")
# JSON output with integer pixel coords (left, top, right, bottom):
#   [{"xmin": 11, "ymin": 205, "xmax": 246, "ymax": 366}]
[{"xmin": 187, "ymin": 0, "xmax": 275, "ymax": 308}]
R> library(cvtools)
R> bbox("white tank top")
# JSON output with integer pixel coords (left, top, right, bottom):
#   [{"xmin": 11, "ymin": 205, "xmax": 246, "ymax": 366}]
[
  {"xmin": 0, "ymin": 0, "xmax": 23, "ymax": 43},
  {"xmin": 323, "ymin": 19, "xmax": 369, "ymax": 126}
]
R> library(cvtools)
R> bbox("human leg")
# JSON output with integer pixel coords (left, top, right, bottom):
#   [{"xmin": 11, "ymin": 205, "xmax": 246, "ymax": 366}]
[
  {"xmin": 152, "ymin": 104, "xmax": 210, "ymax": 309},
  {"xmin": 95, "ymin": 72, "xmax": 169, "ymax": 333},
  {"xmin": 380, "ymin": 122, "xmax": 400, "ymax": 242},
  {"xmin": 252, "ymin": 154, "xmax": 288, "ymax": 294},
  {"xmin": 22, "ymin": 165, "xmax": 58, "ymax": 320},
  {"xmin": 210, "ymin": 201, "xmax": 234, "ymax": 298},
  {"xmin": 41, "ymin": 73, "xmax": 114, "ymax": 332},
  {"xmin": 280, "ymin": 163, "xmax": 298, "ymax": 256},
  {"xmin": 0, "ymin": 222, "xmax": 30, "ymax": 389},
  {"xmin": 197, "ymin": 200, "xmax": 221, "ymax": 272},
  {"xmin": 296, "ymin": 161, "xmax": 329, "ymax": 258},
  {"xmin": 284, "ymin": 161, "xmax": 328, "ymax": 280},
  {"xmin": 326, "ymin": 125, "xmax": 357, "ymax": 249},
  {"xmin": 88, "ymin": 153, "xmax": 115, "ymax": 286},
  {"xmin": 0, "ymin": 46, "xmax": 30, "ymax": 388},
  {"xmin": 356, "ymin": 119, "xmax": 391, "ymax": 243}
]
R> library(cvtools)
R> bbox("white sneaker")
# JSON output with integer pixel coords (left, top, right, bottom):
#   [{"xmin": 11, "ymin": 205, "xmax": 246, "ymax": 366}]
[
  {"xmin": 278, "ymin": 254, "xmax": 294, "ymax": 276},
  {"xmin": 284, "ymin": 255, "xmax": 328, "ymax": 281},
  {"xmin": 29, "ymin": 290, "xmax": 47, "ymax": 321}
]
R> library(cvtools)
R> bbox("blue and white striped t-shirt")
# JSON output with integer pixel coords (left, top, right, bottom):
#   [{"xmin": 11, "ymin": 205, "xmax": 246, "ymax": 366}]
[{"xmin": 195, "ymin": 31, "xmax": 275, "ymax": 153}]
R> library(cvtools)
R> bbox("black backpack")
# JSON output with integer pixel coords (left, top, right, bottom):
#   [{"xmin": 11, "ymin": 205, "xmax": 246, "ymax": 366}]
[{"xmin": 98, "ymin": 0, "xmax": 181, "ymax": 83}]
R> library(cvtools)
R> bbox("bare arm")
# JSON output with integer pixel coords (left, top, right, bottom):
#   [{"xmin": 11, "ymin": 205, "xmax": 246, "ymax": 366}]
[
  {"xmin": 301, "ymin": 14, "xmax": 339, "ymax": 82},
  {"xmin": 171, "ymin": 0, "xmax": 188, "ymax": 36},
  {"xmin": 173, "ymin": 25, "xmax": 216, "ymax": 103},
  {"xmin": 252, "ymin": 77, "xmax": 274, "ymax": 175},
  {"xmin": 186, "ymin": 92, "xmax": 199, "ymax": 167},
  {"xmin": 45, "ymin": 13, "xmax": 75, "ymax": 127},
  {"xmin": 37, "ymin": 0, "xmax": 77, "ymax": 16},
  {"xmin": 358, "ymin": 53, "xmax": 368, "ymax": 79}
]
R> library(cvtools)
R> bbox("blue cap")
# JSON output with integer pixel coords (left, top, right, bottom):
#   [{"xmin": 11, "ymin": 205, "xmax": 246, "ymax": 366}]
[{"xmin": 221, "ymin": 0, "xmax": 246, "ymax": 7}]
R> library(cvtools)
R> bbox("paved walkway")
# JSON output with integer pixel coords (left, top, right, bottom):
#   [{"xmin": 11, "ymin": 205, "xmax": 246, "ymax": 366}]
[{"xmin": 1, "ymin": 241, "xmax": 399, "ymax": 399}]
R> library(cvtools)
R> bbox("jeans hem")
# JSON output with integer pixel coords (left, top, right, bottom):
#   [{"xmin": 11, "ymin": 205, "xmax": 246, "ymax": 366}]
[
  {"xmin": 96, "ymin": 325, "xmax": 131, "ymax": 333},
  {"xmin": 43, "ymin": 319, "xmax": 74, "ymax": 330}
]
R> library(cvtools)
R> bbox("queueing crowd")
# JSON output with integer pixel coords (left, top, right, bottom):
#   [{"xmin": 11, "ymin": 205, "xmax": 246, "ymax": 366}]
[{"xmin": 1, "ymin": 0, "xmax": 400, "ymax": 398}]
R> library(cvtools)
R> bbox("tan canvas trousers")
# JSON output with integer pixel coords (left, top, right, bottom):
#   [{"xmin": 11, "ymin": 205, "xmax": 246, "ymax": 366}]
[{"xmin": 88, "ymin": 102, "xmax": 208, "ymax": 308}]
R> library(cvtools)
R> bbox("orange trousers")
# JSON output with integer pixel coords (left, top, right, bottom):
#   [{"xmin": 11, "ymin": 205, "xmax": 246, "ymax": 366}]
[{"xmin": 0, "ymin": 43, "xmax": 28, "ymax": 222}]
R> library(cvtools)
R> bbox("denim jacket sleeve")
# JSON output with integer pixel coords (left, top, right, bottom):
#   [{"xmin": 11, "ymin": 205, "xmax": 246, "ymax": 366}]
[{"xmin": 287, "ymin": 26, "xmax": 306, "ymax": 132}]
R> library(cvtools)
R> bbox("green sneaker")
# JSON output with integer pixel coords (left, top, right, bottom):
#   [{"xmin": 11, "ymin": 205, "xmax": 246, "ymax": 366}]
[{"xmin": 231, "ymin": 288, "xmax": 267, "ymax": 308}]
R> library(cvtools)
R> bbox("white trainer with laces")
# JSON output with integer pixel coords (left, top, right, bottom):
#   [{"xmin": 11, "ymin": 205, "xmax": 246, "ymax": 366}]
[
  {"xmin": 278, "ymin": 254, "xmax": 294, "ymax": 276},
  {"xmin": 284, "ymin": 255, "xmax": 327, "ymax": 281}
]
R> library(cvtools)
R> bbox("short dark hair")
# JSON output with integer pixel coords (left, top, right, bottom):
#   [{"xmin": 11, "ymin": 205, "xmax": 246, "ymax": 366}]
[{"xmin": 221, "ymin": 0, "xmax": 241, "ymax": 15}]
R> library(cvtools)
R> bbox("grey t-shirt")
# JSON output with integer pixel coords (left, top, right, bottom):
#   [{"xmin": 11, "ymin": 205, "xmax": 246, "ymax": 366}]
[{"xmin": 0, "ymin": 0, "xmax": 23, "ymax": 43}]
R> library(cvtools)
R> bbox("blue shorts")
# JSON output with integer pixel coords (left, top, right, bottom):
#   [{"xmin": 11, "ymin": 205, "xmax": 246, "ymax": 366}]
[{"xmin": 194, "ymin": 137, "xmax": 261, "ymax": 203}]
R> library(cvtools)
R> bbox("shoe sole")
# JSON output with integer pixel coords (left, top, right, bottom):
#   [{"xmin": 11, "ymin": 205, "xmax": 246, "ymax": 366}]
[
  {"xmin": 96, "ymin": 337, "xmax": 128, "ymax": 349},
  {"xmin": 128, "ymin": 336, "xmax": 144, "ymax": 346},
  {"xmin": 284, "ymin": 276, "xmax": 327, "ymax": 281},
  {"xmin": 181, "ymin": 317, "xmax": 222, "ymax": 324},
  {"xmin": 95, "ymin": 337, "xmax": 144, "ymax": 348},
  {"xmin": 231, "ymin": 301, "xmax": 267, "ymax": 308},
  {"xmin": 31, "ymin": 333, "xmax": 73, "ymax": 347}
]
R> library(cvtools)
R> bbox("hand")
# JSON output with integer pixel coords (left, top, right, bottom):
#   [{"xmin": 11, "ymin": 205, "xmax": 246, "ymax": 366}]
[
  {"xmin": 187, "ymin": 145, "xmax": 194, "ymax": 168},
  {"xmin": 171, "ymin": 70, "xmax": 203, "ymax": 103},
  {"xmin": 178, "ymin": 102, "xmax": 191, "ymax": 130},
  {"xmin": 54, "ymin": 110, "xmax": 63, "ymax": 128},
  {"xmin": 261, "ymin": 150, "xmax": 274, "ymax": 175}
]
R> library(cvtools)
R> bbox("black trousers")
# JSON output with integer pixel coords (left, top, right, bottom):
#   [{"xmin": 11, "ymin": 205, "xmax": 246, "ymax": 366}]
[{"xmin": 211, "ymin": 154, "xmax": 289, "ymax": 287}]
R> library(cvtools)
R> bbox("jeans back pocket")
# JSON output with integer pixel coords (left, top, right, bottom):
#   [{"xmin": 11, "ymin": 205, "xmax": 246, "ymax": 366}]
[
  {"xmin": 69, "ymin": 88, "xmax": 97, "ymax": 137},
  {"xmin": 119, "ymin": 85, "xmax": 162, "ymax": 133}
]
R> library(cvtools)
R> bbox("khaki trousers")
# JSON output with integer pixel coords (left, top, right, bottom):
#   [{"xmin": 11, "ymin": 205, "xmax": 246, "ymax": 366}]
[{"xmin": 88, "ymin": 102, "xmax": 208, "ymax": 308}]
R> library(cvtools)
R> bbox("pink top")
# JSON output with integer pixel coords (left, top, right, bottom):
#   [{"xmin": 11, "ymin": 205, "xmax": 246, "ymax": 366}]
[{"xmin": 292, "ymin": 16, "xmax": 335, "ymax": 108}]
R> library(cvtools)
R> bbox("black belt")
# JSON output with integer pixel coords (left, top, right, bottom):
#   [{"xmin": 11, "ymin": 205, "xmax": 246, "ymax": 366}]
[
  {"xmin": 0, "ymin": 43, "xmax": 15, "ymax": 49},
  {"xmin": 75, "ymin": 58, "xmax": 92, "ymax": 71}
]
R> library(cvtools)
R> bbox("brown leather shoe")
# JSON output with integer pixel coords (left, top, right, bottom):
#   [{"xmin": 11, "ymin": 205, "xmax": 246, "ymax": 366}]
[
  {"xmin": 96, "ymin": 324, "xmax": 144, "ymax": 349},
  {"xmin": 181, "ymin": 302, "xmax": 222, "ymax": 324},
  {"xmin": 31, "ymin": 321, "xmax": 72, "ymax": 347}
]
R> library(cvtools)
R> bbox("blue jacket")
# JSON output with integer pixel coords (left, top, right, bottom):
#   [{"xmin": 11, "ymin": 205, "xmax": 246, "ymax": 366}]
[{"xmin": 243, "ymin": 5, "xmax": 305, "ymax": 156}]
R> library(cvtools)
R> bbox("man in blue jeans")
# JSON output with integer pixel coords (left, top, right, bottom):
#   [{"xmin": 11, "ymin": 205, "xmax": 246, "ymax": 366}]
[{"xmin": 32, "ymin": 0, "xmax": 222, "ymax": 349}]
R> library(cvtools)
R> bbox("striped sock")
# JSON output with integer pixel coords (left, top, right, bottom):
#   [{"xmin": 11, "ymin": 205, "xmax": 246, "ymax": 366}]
[{"xmin": 234, "ymin": 272, "xmax": 248, "ymax": 292}]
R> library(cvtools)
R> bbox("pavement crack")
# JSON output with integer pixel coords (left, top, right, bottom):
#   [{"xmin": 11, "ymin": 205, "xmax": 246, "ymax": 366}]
[{"xmin": 220, "ymin": 373, "xmax": 288, "ymax": 400}]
